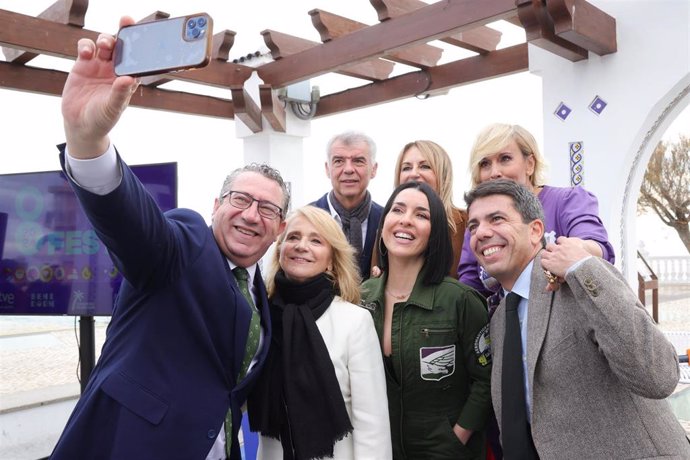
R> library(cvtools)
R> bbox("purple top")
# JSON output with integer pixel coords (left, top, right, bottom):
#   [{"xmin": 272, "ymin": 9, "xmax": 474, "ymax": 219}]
[{"xmin": 458, "ymin": 185, "xmax": 616, "ymax": 296}]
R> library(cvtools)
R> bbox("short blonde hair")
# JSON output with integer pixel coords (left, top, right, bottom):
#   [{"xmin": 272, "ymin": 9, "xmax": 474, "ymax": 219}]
[
  {"xmin": 468, "ymin": 123, "xmax": 548, "ymax": 188},
  {"xmin": 394, "ymin": 140, "xmax": 459, "ymax": 233},
  {"xmin": 267, "ymin": 206, "xmax": 362, "ymax": 304}
]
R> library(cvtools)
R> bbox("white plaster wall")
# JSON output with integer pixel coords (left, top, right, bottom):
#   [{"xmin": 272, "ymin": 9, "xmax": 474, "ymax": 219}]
[{"xmin": 530, "ymin": 0, "xmax": 690, "ymax": 282}]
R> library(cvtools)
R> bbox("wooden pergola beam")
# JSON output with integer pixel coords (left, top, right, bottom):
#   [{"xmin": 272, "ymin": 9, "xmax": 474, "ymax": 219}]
[
  {"xmin": 260, "ymin": 84, "xmax": 286, "ymax": 133},
  {"xmin": 138, "ymin": 11, "xmax": 170, "ymax": 23},
  {"xmin": 257, "ymin": 0, "xmax": 516, "ymax": 88},
  {"xmin": 230, "ymin": 87, "xmax": 262, "ymax": 133},
  {"xmin": 370, "ymin": 0, "xmax": 502, "ymax": 54},
  {"xmin": 0, "ymin": 61, "xmax": 235, "ymax": 119},
  {"xmin": 546, "ymin": 0, "xmax": 616, "ymax": 55},
  {"xmin": 314, "ymin": 43, "xmax": 528, "ymax": 117},
  {"xmin": 0, "ymin": 8, "xmax": 98, "ymax": 60},
  {"xmin": 261, "ymin": 29, "xmax": 394, "ymax": 81},
  {"xmin": 0, "ymin": 9, "xmax": 253, "ymax": 90},
  {"xmin": 517, "ymin": 0, "xmax": 587, "ymax": 61},
  {"xmin": 2, "ymin": 0, "xmax": 88, "ymax": 64},
  {"xmin": 309, "ymin": 9, "xmax": 442, "ymax": 68}
]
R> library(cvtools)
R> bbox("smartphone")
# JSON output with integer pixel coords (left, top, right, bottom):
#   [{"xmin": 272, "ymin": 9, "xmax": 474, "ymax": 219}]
[{"xmin": 113, "ymin": 13, "xmax": 213, "ymax": 77}]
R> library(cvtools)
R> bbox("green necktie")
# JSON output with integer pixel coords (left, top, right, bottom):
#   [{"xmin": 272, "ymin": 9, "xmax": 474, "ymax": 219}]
[
  {"xmin": 225, "ymin": 266, "xmax": 261, "ymax": 457},
  {"xmin": 233, "ymin": 266, "xmax": 260, "ymax": 379}
]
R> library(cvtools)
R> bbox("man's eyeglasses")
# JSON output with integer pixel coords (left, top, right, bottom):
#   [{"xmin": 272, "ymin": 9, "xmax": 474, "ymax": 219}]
[{"xmin": 222, "ymin": 190, "xmax": 283, "ymax": 220}]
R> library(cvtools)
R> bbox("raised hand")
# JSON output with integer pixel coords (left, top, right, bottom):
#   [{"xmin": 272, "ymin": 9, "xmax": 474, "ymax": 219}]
[
  {"xmin": 541, "ymin": 236, "xmax": 591, "ymax": 287},
  {"xmin": 61, "ymin": 16, "xmax": 139, "ymax": 158}
]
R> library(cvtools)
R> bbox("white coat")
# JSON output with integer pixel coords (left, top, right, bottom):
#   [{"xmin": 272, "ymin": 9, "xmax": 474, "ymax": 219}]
[{"xmin": 257, "ymin": 296, "xmax": 392, "ymax": 460}]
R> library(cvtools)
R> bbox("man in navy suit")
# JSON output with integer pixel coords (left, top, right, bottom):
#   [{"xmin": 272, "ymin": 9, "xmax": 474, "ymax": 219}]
[
  {"xmin": 311, "ymin": 131, "xmax": 382, "ymax": 280},
  {"xmin": 51, "ymin": 18, "xmax": 288, "ymax": 460}
]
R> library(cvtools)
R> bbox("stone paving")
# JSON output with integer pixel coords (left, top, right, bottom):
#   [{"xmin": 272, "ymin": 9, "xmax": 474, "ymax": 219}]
[{"xmin": 0, "ymin": 317, "xmax": 108, "ymax": 399}]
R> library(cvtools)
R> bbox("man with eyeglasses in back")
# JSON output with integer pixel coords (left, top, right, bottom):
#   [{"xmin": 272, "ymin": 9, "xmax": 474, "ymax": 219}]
[{"xmin": 51, "ymin": 20, "xmax": 288, "ymax": 460}]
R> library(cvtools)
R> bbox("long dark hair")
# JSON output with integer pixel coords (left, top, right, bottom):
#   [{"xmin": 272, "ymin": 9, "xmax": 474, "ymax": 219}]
[{"xmin": 375, "ymin": 181, "xmax": 451, "ymax": 285}]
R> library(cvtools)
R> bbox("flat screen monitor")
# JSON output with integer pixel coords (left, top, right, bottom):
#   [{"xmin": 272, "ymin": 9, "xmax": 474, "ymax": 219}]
[{"xmin": 0, "ymin": 163, "xmax": 177, "ymax": 316}]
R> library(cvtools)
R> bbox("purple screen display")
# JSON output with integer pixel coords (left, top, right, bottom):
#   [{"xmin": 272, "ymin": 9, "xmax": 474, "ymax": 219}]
[{"xmin": 0, "ymin": 163, "xmax": 177, "ymax": 316}]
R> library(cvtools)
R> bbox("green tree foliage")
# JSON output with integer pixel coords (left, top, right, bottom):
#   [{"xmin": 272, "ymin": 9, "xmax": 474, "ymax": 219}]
[{"xmin": 638, "ymin": 135, "xmax": 690, "ymax": 254}]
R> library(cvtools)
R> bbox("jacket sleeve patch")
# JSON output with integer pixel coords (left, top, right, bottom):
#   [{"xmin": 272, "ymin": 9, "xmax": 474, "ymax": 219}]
[{"xmin": 474, "ymin": 324, "xmax": 492, "ymax": 367}]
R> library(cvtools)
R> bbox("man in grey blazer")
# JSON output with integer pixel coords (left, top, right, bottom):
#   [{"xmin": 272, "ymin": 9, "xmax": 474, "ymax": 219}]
[{"xmin": 465, "ymin": 179, "xmax": 689, "ymax": 459}]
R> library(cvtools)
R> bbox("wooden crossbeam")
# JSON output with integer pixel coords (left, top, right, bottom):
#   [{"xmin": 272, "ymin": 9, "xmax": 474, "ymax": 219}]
[
  {"xmin": 2, "ymin": 0, "xmax": 88, "ymax": 64},
  {"xmin": 230, "ymin": 87, "xmax": 262, "ymax": 132},
  {"xmin": 546, "ymin": 0, "xmax": 616, "ymax": 55},
  {"xmin": 0, "ymin": 61, "xmax": 235, "ymax": 118},
  {"xmin": 517, "ymin": 0, "xmax": 587, "ymax": 61},
  {"xmin": 261, "ymin": 29, "xmax": 394, "ymax": 81},
  {"xmin": 138, "ymin": 11, "xmax": 170, "ymax": 23},
  {"xmin": 310, "ymin": 9, "xmax": 442, "ymax": 68},
  {"xmin": 314, "ymin": 43, "xmax": 528, "ymax": 117},
  {"xmin": 258, "ymin": 0, "xmax": 516, "ymax": 88},
  {"xmin": 315, "ymin": 43, "xmax": 529, "ymax": 117},
  {"xmin": 0, "ymin": 9, "xmax": 253, "ymax": 90},
  {"xmin": 0, "ymin": 8, "xmax": 98, "ymax": 59},
  {"xmin": 370, "ymin": 0, "xmax": 502, "ymax": 53},
  {"xmin": 259, "ymin": 84, "xmax": 286, "ymax": 133}
]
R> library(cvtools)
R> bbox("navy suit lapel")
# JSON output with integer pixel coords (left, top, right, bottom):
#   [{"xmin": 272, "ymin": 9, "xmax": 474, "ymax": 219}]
[{"xmin": 224, "ymin": 261, "xmax": 251, "ymax": 385}]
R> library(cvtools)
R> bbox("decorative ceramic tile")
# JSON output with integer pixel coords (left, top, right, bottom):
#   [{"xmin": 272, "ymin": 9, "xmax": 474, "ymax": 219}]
[
  {"xmin": 570, "ymin": 141, "xmax": 584, "ymax": 186},
  {"xmin": 554, "ymin": 102, "xmax": 572, "ymax": 121},
  {"xmin": 589, "ymin": 95, "xmax": 607, "ymax": 115}
]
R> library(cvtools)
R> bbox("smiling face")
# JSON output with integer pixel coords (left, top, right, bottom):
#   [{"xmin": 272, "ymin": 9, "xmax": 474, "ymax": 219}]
[
  {"xmin": 279, "ymin": 215, "xmax": 333, "ymax": 283},
  {"xmin": 398, "ymin": 145, "xmax": 439, "ymax": 192},
  {"xmin": 325, "ymin": 140, "xmax": 378, "ymax": 209},
  {"xmin": 381, "ymin": 188, "xmax": 432, "ymax": 263},
  {"xmin": 477, "ymin": 139, "xmax": 535, "ymax": 188},
  {"xmin": 211, "ymin": 171, "xmax": 286, "ymax": 267},
  {"xmin": 467, "ymin": 194, "xmax": 543, "ymax": 290}
]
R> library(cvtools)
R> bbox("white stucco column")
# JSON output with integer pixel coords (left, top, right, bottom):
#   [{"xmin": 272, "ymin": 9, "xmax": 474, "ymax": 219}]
[
  {"xmin": 235, "ymin": 72, "xmax": 312, "ymax": 213},
  {"xmin": 530, "ymin": 0, "xmax": 690, "ymax": 284}
]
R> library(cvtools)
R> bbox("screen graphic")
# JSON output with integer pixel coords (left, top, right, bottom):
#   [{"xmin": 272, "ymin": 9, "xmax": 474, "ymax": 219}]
[{"xmin": 0, "ymin": 163, "xmax": 177, "ymax": 316}]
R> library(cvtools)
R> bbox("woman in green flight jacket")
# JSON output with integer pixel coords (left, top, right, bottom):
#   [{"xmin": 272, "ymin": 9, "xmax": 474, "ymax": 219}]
[{"xmin": 362, "ymin": 181, "xmax": 491, "ymax": 459}]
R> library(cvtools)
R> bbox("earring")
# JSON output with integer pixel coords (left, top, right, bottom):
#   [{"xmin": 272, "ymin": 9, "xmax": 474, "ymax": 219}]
[{"xmin": 379, "ymin": 236, "xmax": 388, "ymax": 257}]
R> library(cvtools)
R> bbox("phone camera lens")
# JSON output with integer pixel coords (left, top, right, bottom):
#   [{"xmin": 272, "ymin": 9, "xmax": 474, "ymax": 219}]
[
  {"xmin": 187, "ymin": 19, "xmax": 196, "ymax": 29},
  {"xmin": 197, "ymin": 17, "xmax": 207, "ymax": 27},
  {"xmin": 191, "ymin": 28, "xmax": 201, "ymax": 39}
]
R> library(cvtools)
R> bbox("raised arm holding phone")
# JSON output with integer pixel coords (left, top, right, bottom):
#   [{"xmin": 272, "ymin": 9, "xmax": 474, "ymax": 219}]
[{"xmin": 52, "ymin": 17, "xmax": 288, "ymax": 460}]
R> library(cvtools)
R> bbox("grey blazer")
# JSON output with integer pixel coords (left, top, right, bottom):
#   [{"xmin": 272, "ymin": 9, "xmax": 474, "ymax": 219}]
[{"xmin": 490, "ymin": 254, "xmax": 690, "ymax": 459}]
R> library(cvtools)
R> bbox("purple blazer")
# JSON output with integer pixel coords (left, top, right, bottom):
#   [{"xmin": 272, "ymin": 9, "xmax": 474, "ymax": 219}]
[{"xmin": 458, "ymin": 185, "xmax": 615, "ymax": 296}]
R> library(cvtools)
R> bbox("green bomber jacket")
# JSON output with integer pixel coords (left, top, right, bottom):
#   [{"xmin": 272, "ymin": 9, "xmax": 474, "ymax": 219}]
[{"xmin": 361, "ymin": 271, "xmax": 491, "ymax": 460}]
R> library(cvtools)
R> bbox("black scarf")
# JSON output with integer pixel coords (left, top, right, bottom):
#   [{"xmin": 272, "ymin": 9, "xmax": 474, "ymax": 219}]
[
  {"xmin": 328, "ymin": 190, "xmax": 371, "ymax": 259},
  {"xmin": 248, "ymin": 272, "xmax": 353, "ymax": 460}
]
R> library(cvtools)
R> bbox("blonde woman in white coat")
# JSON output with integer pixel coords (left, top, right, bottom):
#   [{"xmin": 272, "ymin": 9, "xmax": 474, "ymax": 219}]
[{"xmin": 248, "ymin": 206, "xmax": 392, "ymax": 460}]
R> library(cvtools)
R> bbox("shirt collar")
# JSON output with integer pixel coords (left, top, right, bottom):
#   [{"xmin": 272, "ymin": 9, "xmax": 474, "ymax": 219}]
[
  {"xmin": 504, "ymin": 259, "xmax": 534, "ymax": 301},
  {"xmin": 325, "ymin": 193, "xmax": 341, "ymax": 222},
  {"xmin": 228, "ymin": 260, "xmax": 258, "ymax": 287}
]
